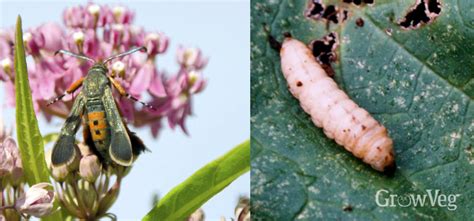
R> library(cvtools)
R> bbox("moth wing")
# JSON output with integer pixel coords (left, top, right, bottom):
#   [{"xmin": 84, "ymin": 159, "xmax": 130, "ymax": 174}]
[
  {"xmin": 51, "ymin": 93, "xmax": 85, "ymax": 167},
  {"xmin": 102, "ymin": 86, "xmax": 133, "ymax": 166}
]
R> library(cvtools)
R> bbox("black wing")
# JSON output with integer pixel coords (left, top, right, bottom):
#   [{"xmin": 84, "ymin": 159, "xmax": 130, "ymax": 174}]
[
  {"xmin": 102, "ymin": 86, "xmax": 133, "ymax": 166},
  {"xmin": 51, "ymin": 92, "xmax": 85, "ymax": 167}
]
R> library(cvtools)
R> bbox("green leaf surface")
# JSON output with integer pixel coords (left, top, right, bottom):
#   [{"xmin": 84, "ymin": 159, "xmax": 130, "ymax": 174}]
[
  {"xmin": 142, "ymin": 140, "xmax": 250, "ymax": 221},
  {"xmin": 14, "ymin": 16, "xmax": 62, "ymax": 221},
  {"xmin": 251, "ymin": 0, "xmax": 473, "ymax": 220}
]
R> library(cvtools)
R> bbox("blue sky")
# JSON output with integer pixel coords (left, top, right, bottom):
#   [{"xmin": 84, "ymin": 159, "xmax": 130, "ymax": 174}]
[{"xmin": 0, "ymin": 0, "xmax": 250, "ymax": 220}]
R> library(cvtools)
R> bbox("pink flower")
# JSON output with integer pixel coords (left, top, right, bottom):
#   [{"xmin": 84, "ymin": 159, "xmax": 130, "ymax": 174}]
[
  {"xmin": 0, "ymin": 137, "xmax": 22, "ymax": 181},
  {"xmin": 0, "ymin": 3, "xmax": 208, "ymax": 138},
  {"xmin": 111, "ymin": 5, "xmax": 134, "ymax": 24},
  {"xmin": 145, "ymin": 32, "xmax": 169, "ymax": 56},
  {"xmin": 15, "ymin": 183, "xmax": 55, "ymax": 217},
  {"xmin": 23, "ymin": 31, "xmax": 44, "ymax": 56},
  {"xmin": 148, "ymin": 68, "xmax": 167, "ymax": 97},
  {"xmin": 176, "ymin": 46, "xmax": 208, "ymax": 70},
  {"xmin": 130, "ymin": 60, "xmax": 162, "ymax": 97},
  {"xmin": 79, "ymin": 154, "xmax": 102, "ymax": 183},
  {"xmin": 36, "ymin": 22, "xmax": 64, "ymax": 52}
]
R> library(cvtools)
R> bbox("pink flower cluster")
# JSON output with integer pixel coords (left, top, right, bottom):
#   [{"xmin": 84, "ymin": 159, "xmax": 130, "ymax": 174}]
[
  {"xmin": 0, "ymin": 120, "xmax": 54, "ymax": 218},
  {"xmin": 0, "ymin": 3, "xmax": 207, "ymax": 137}
]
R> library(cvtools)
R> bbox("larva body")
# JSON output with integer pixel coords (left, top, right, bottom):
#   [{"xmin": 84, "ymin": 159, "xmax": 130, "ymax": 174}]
[{"xmin": 280, "ymin": 37, "xmax": 395, "ymax": 172}]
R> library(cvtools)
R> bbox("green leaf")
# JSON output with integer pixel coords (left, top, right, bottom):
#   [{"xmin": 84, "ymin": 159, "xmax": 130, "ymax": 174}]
[
  {"xmin": 143, "ymin": 140, "xmax": 250, "ymax": 221},
  {"xmin": 251, "ymin": 0, "xmax": 473, "ymax": 220},
  {"xmin": 14, "ymin": 15, "xmax": 62, "ymax": 221}
]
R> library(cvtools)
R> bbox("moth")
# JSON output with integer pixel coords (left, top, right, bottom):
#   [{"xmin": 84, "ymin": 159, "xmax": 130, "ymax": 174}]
[
  {"xmin": 50, "ymin": 47, "xmax": 152, "ymax": 168},
  {"xmin": 279, "ymin": 36, "xmax": 395, "ymax": 172}
]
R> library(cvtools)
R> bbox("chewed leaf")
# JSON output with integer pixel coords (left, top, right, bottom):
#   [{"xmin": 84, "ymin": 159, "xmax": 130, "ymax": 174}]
[{"xmin": 252, "ymin": 0, "xmax": 473, "ymax": 220}]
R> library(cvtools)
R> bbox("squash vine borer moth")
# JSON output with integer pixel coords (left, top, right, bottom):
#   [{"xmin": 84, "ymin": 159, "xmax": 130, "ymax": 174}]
[{"xmin": 49, "ymin": 47, "xmax": 153, "ymax": 167}]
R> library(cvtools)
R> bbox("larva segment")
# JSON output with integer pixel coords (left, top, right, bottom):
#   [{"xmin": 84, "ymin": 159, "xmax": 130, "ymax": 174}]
[{"xmin": 280, "ymin": 37, "xmax": 395, "ymax": 172}]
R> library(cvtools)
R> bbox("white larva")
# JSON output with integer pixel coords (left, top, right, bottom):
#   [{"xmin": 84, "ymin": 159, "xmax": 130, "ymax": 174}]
[{"xmin": 280, "ymin": 37, "xmax": 395, "ymax": 172}]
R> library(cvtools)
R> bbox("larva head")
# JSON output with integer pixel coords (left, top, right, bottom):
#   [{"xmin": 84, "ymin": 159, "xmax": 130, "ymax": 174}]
[{"xmin": 363, "ymin": 139, "xmax": 396, "ymax": 173}]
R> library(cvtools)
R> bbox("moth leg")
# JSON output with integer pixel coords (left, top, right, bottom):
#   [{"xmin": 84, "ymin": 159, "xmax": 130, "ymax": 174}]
[
  {"xmin": 107, "ymin": 76, "xmax": 156, "ymax": 110},
  {"xmin": 48, "ymin": 77, "xmax": 85, "ymax": 106},
  {"xmin": 51, "ymin": 93, "xmax": 85, "ymax": 167}
]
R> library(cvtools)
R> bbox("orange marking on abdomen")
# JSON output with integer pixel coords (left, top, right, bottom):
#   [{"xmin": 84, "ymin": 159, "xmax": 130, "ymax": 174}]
[{"xmin": 88, "ymin": 112, "xmax": 108, "ymax": 141}]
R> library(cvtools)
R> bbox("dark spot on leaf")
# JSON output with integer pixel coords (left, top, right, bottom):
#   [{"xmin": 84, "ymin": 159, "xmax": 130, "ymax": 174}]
[
  {"xmin": 297, "ymin": 81, "xmax": 303, "ymax": 87},
  {"xmin": 323, "ymin": 5, "xmax": 339, "ymax": 24},
  {"xmin": 399, "ymin": 0, "xmax": 441, "ymax": 29},
  {"xmin": 306, "ymin": 0, "xmax": 324, "ymax": 18},
  {"xmin": 355, "ymin": 18, "xmax": 364, "ymax": 27},
  {"xmin": 305, "ymin": 1, "xmax": 348, "ymax": 24},
  {"xmin": 309, "ymin": 33, "xmax": 338, "ymax": 78},
  {"xmin": 427, "ymin": 0, "xmax": 441, "ymax": 14},
  {"xmin": 343, "ymin": 205, "xmax": 353, "ymax": 212}
]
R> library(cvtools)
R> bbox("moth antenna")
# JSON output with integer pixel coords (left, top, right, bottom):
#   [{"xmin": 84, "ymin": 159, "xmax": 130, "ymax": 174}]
[
  {"xmin": 55, "ymin": 50, "xmax": 96, "ymax": 63},
  {"xmin": 103, "ymin": 47, "xmax": 147, "ymax": 64}
]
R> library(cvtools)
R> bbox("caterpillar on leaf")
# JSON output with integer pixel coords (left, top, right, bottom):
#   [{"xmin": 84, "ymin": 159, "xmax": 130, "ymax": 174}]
[{"xmin": 279, "ymin": 36, "xmax": 395, "ymax": 172}]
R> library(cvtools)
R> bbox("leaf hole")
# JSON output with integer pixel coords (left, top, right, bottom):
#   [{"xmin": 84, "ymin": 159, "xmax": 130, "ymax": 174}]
[
  {"xmin": 309, "ymin": 32, "xmax": 338, "ymax": 77},
  {"xmin": 399, "ymin": 0, "xmax": 441, "ymax": 30},
  {"xmin": 305, "ymin": 1, "xmax": 348, "ymax": 24}
]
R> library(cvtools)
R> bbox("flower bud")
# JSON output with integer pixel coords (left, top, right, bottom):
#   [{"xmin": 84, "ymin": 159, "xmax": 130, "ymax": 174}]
[
  {"xmin": 87, "ymin": 4, "xmax": 101, "ymax": 16},
  {"xmin": 112, "ymin": 6, "xmax": 125, "ymax": 21},
  {"xmin": 111, "ymin": 61, "xmax": 125, "ymax": 78},
  {"xmin": 46, "ymin": 148, "xmax": 70, "ymax": 182},
  {"xmin": 87, "ymin": 4, "xmax": 101, "ymax": 28},
  {"xmin": 145, "ymin": 33, "xmax": 169, "ymax": 56},
  {"xmin": 188, "ymin": 70, "xmax": 199, "ymax": 86},
  {"xmin": 73, "ymin": 31, "xmax": 84, "ymax": 52},
  {"xmin": 23, "ymin": 32, "xmax": 44, "ymax": 55},
  {"xmin": 73, "ymin": 31, "xmax": 84, "ymax": 44},
  {"xmin": 112, "ymin": 6, "xmax": 134, "ymax": 24},
  {"xmin": 1, "ymin": 58, "xmax": 12, "ymax": 77},
  {"xmin": 79, "ymin": 154, "xmax": 102, "ymax": 183},
  {"xmin": 15, "ymin": 183, "xmax": 55, "ymax": 217},
  {"xmin": 177, "ymin": 46, "xmax": 207, "ymax": 70},
  {"xmin": 0, "ymin": 137, "xmax": 23, "ymax": 185},
  {"xmin": 51, "ymin": 164, "xmax": 69, "ymax": 182},
  {"xmin": 188, "ymin": 208, "xmax": 205, "ymax": 221}
]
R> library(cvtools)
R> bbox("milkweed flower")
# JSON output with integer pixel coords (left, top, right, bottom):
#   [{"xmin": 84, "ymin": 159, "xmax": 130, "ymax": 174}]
[
  {"xmin": 14, "ymin": 183, "xmax": 55, "ymax": 217},
  {"xmin": 0, "ymin": 2, "xmax": 207, "ymax": 137},
  {"xmin": 0, "ymin": 121, "xmax": 54, "ymax": 219},
  {"xmin": 0, "ymin": 137, "xmax": 23, "ymax": 185}
]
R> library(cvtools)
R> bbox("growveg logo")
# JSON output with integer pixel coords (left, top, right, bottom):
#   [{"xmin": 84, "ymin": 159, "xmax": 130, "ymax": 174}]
[{"xmin": 375, "ymin": 189, "xmax": 461, "ymax": 211}]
